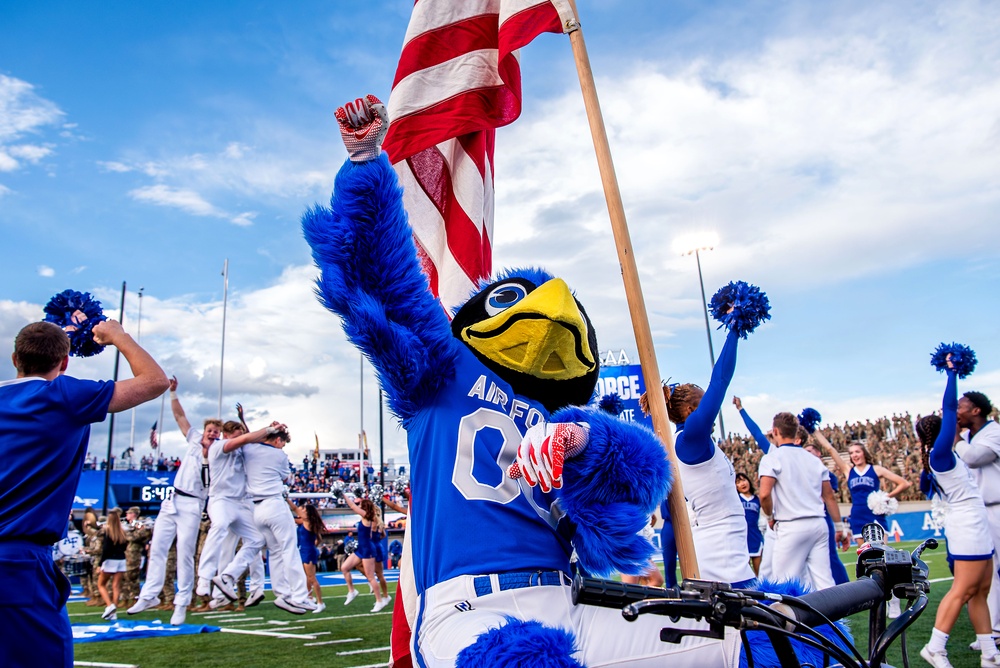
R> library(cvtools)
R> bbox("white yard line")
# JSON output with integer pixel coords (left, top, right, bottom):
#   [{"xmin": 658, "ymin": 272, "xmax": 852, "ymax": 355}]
[
  {"xmin": 74, "ymin": 663, "xmax": 140, "ymax": 668},
  {"xmin": 337, "ymin": 646, "xmax": 392, "ymax": 656},
  {"xmin": 219, "ymin": 627, "xmax": 317, "ymax": 640},
  {"xmin": 302, "ymin": 637, "xmax": 362, "ymax": 647}
]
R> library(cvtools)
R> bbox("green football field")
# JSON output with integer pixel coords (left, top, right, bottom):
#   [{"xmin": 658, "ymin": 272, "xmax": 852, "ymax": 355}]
[{"xmin": 70, "ymin": 542, "xmax": 980, "ymax": 667}]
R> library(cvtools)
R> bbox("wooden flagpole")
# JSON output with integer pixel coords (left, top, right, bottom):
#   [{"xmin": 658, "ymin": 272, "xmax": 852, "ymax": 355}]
[{"xmin": 562, "ymin": 0, "xmax": 699, "ymax": 579}]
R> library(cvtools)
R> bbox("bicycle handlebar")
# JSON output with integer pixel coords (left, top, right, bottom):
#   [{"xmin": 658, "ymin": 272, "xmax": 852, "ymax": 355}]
[{"xmin": 771, "ymin": 571, "xmax": 885, "ymax": 629}]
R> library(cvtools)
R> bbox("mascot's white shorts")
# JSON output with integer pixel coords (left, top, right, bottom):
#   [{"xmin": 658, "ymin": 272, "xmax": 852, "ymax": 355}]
[{"xmin": 413, "ymin": 572, "xmax": 738, "ymax": 667}]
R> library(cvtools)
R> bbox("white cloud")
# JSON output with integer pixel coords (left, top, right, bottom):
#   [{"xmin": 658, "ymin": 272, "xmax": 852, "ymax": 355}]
[
  {"xmin": 493, "ymin": 3, "xmax": 1000, "ymax": 307},
  {"xmin": 128, "ymin": 184, "xmax": 256, "ymax": 226},
  {"xmin": 37, "ymin": 265, "xmax": 55, "ymax": 278},
  {"xmin": 0, "ymin": 75, "xmax": 64, "ymax": 176}
]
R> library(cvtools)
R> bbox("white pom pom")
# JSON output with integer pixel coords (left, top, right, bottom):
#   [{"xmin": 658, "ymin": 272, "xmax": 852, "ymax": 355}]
[{"xmin": 867, "ymin": 490, "xmax": 899, "ymax": 516}]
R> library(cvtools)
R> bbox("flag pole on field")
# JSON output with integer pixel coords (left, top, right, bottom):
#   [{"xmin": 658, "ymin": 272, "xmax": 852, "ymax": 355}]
[{"xmin": 562, "ymin": 0, "xmax": 699, "ymax": 579}]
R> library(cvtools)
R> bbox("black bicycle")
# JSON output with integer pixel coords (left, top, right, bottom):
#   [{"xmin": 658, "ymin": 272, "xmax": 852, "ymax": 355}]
[{"xmin": 573, "ymin": 524, "xmax": 936, "ymax": 668}]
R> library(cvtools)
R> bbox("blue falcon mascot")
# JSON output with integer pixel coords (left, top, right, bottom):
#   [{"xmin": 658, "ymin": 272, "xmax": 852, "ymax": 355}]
[{"xmin": 303, "ymin": 96, "xmax": 845, "ymax": 668}]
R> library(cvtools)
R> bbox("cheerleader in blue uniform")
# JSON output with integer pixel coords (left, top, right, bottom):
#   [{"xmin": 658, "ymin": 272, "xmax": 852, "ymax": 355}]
[
  {"xmin": 918, "ymin": 348, "xmax": 999, "ymax": 668},
  {"xmin": 294, "ymin": 504, "xmax": 326, "ymax": 613},
  {"xmin": 735, "ymin": 472, "xmax": 763, "ymax": 575},
  {"xmin": 826, "ymin": 440, "xmax": 910, "ymax": 543},
  {"xmin": 341, "ymin": 495, "xmax": 389, "ymax": 613}
]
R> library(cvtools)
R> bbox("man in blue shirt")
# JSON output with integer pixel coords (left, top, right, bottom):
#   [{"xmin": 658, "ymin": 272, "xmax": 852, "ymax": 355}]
[{"xmin": 0, "ymin": 320, "xmax": 168, "ymax": 667}]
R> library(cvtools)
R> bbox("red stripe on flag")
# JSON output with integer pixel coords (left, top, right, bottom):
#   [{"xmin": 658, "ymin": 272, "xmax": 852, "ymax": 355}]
[
  {"xmin": 393, "ymin": 15, "xmax": 499, "ymax": 88},
  {"xmin": 385, "ymin": 0, "xmax": 569, "ymax": 312},
  {"xmin": 408, "ymin": 146, "xmax": 489, "ymax": 283},
  {"xmin": 499, "ymin": 4, "xmax": 564, "ymax": 56}
]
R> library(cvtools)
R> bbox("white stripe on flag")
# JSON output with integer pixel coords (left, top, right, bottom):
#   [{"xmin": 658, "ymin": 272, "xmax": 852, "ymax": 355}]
[{"xmin": 389, "ymin": 50, "xmax": 502, "ymax": 121}]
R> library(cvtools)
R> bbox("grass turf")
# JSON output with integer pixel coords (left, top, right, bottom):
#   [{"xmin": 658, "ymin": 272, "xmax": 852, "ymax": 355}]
[
  {"xmin": 70, "ymin": 586, "xmax": 394, "ymax": 668},
  {"xmin": 70, "ymin": 542, "xmax": 979, "ymax": 667}
]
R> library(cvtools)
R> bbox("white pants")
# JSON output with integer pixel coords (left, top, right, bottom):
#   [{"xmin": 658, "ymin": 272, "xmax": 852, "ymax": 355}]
[
  {"xmin": 984, "ymin": 504, "xmax": 1000, "ymax": 633},
  {"xmin": 253, "ymin": 497, "xmax": 309, "ymax": 605},
  {"xmin": 758, "ymin": 525, "xmax": 776, "ymax": 581},
  {"xmin": 414, "ymin": 574, "xmax": 737, "ymax": 668},
  {"xmin": 770, "ymin": 517, "xmax": 835, "ymax": 590},
  {"xmin": 196, "ymin": 497, "xmax": 265, "ymax": 594},
  {"xmin": 137, "ymin": 494, "xmax": 203, "ymax": 607}
]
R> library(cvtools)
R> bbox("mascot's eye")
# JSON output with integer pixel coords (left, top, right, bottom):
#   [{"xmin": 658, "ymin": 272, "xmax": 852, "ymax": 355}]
[{"xmin": 485, "ymin": 283, "xmax": 528, "ymax": 316}]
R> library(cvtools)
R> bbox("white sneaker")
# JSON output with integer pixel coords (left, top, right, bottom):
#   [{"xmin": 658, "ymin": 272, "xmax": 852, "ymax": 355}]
[
  {"xmin": 982, "ymin": 654, "xmax": 1000, "ymax": 667},
  {"xmin": 207, "ymin": 592, "xmax": 229, "ymax": 610},
  {"xmin": 290, "ymin": 597, "xmax": 318, "ymax": 611},
  {"xmin": 371, "ymin": 597, "xmax": 390, "ymax": 613},
  {"xmin": 195, "ymin": 578, "xmax": 212, "ymax": 597},
  {"xmin": 920, "ymin": 644, "xmax": 954, "ymax": 668},
  {"xmin": 211, "ymin": 574, "xmax": 238, "ymax": 601},
  {"xmin": 102, "ymin": 604, "xmax": 117, "ymax": 621},
  {"xmin": 170, "ymin": 605, "xmax": 187, "ymax": 626},
  {"xmin": 127, "ymin": 598, "xmax": 159, "ymax": 615},
  {"xmin": 245, "ymin": 588, "xmax": 265, "ymax": 608},
  {"xmin": 344, "ymin": 589, "xmax": 359, "ymax": 606},
  {"xmin": 274, "ymin": 597, "xmax": 307, "ymax": 615},
  {"xmin": 312, "ymin": 603, "xmax": 327, "ymax": 614}
]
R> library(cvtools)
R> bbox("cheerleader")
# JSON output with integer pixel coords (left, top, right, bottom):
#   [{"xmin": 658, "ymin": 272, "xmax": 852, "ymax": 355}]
[
  {"xmin": 341, "ymin": 494, "xmax": 389, "ymax": 612},
  {"xmin": 735, "ymin": 472, "xmax": 763, "ymax": 575},
  {"xmin": 96, "ymin": 509, "xmax": 128, "ymax": 622},
  {"xmin": 640, "ymin": 283, "xmax": 769, "ymax": 588},
  {"xmin": 823, "ymin": 434, "xmax": 910, "ymax": 543},
  {"xmin": 801, "ymin": 429, "xmax": 851, "ymax": 586},
  {"xmin": 919, "ymin": 350, "xmax": 998, "ymax": 668},
  {"xmin": 734, "ymin": 396, "xmax": 775, "ymax": 579},
  {"xmin": 295, "ymin": 504, "xmax": 327, "ymax": 613}
]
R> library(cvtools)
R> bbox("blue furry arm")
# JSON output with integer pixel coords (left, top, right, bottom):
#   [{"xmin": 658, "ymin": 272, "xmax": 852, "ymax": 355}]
[
  {"xmin": 930, "ymin": 370, "xmax": 958, "ymax": 472},
  {"xmin": 739, "ymin": 408, "xmax": 770, "ymax": 453},
  {"xmin": 552, "ymin": 407, "xmax": 671, "ymax": 576},
  {"xmin": 302, "ymin": 155, "xmax": 459, "ymax": 423},
  {"xmin": 680, "ymin": 329, "xmax": 739, "ymax": 465}
]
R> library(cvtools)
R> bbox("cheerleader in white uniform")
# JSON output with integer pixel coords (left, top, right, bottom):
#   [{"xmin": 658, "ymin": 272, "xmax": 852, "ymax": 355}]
[{"xmin": 919, "ymin": 349, "xmax": 999, "ymax": 668}]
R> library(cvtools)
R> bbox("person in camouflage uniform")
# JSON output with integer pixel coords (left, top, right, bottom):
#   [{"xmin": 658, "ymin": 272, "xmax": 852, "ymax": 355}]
[
  {"xmin": 83, "ymin": 514, "xmax": 104, "ymax": 607},
  {"xmin": 80, "ymin": 508, "xmax": 100, "ymax": 605},
  {"xmin": 121, "ymin": 507, "xmax": 151, "ymax": 606}
]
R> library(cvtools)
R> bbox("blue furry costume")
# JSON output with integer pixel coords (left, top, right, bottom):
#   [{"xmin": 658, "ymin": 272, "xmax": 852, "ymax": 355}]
[{"xmin": 304, "ymin": 148, "xmax": 849, "ymax": 666}]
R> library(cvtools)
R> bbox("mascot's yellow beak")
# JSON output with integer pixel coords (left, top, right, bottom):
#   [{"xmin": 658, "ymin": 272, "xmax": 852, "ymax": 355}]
[{"xmin": 460, "ymin": 278, "xmax": 596, "ymax": 380}]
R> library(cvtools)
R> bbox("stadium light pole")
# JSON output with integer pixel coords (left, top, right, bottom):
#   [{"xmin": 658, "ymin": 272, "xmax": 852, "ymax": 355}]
[
  {"xmin": 218, "ymin": 259, "xmax": 229, "ymax": 419},
  {"xmin": 128, "ymin": 287, "xmax": 144, "ymax": 462},
  {"xmin": 677, "ymin": 233, "xmax": 726, "ymax": 440}
]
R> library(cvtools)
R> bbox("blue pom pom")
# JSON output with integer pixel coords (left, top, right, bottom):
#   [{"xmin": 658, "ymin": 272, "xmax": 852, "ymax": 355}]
[
  {"xmin": 43, "ymin": 290, "xmax": 108, "ymax": 357},
  {"xmin": 930, "ymin": 342, "xmax": 977, "ymax": 379},
  {"xmin": 798, "ymin": 408, "xmax": 822, "ymax": 434},
  {"xmin": 457, "ymin": 618, "xmax": 583, "ymax": 668},
  {"xmin": 597, "ymin": 392, "xmax": 625, "ymax": 416},
  {"xmin": 708, "ymin": 281, "xmax": 770, "ymax": 339}
]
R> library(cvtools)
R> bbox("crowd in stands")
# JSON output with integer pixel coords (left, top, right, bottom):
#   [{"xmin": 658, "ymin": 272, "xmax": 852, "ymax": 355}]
[{"xmin": 724, "ymin": 410, "xmax": 999, "ymax": 503}]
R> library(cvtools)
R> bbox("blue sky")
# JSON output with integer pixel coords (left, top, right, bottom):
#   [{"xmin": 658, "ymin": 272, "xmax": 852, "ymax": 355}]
[{"xmin": 2, "ymin": 0, "xmax": 998, "ymax": 466}]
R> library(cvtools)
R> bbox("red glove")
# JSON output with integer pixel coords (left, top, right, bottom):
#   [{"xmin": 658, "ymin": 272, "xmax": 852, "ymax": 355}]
[
  {"xmin": 335, "ymin": 94, "xmax": 388, "ymax": 163},
  {"xmin": 507, "ymin": 422, "xmax": 589, "ymax": 493}
]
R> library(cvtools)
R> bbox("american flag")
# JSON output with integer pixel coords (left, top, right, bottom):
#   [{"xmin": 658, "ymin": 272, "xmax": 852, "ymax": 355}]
[
  {"xmin": 149, "ymin": 421, "xmax": 158, "ymax": 449},
  {"xmin": 382, "ymin": 0, "xmax": 575, "ymax": 312}
]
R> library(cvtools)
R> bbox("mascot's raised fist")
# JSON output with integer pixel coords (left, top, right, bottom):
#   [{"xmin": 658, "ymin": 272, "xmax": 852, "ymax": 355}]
[
  {"xmin": 336, "ymin": 94, "xmax": 388, "ymax": 163},
  {"xmin": 507, "ymin": 422, "xmax": 589, "ymax": 493}
]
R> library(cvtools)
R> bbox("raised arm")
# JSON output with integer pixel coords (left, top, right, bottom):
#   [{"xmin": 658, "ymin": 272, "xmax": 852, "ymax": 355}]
[
  {"xmin": 92, "ymin": 320, "xmax": 169, "ymax": 414},
  {"xmin": 813, "ymin": 430, "xmax": 851, "ymax": 478},
  {"xmin": 302, "ymin": 96, "xmax": 459, "ymax": 425},
  {"xmin": 734, "ymin": 396, "xmax": 770, "ymax": 453},
  {"xmin": 165, "ymin": 376, "xmax": 192, "ymax": 436},
  {"xmin": 931, "ymin": 370, "xmax": 960, "ymax": 472},
  {"xmin": 222, "ymin": 422, "xmax": 286, "ymax": 453},
  {"xmin": 681, "ymin": 329, "xmax": 739, "ymax": 463},
  {"xmin": 382, "ymin": 497, "xmax": 408, "ymax": 515},
  {"xmin": 342, "ymin": 494, "xmax": 365, "ymax": 518}
]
